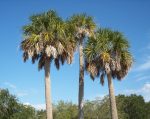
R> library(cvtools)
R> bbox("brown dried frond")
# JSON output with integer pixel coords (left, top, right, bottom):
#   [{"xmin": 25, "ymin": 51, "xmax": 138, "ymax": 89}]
[
  {"xmin": 100, "ymin": 73, "xmax": 105, "ymax": 86},
  {"xmin": 60, "ymin": 52, "xmax": 67, "ymax": 65},
  {"xmin": 90, "ymin": 74, "xmax": 95, "ymax": 81},
  {"xmin": 87, "ymin": 62, "xmax": 98, "ymax": 79},
  {"xmin": 57, "ymin": 42, "xmax": 64, "ymax": 55},
  {"xmin": 23, "ymin": 52, "xmax": 29, "ymax": 62},
  {"xmin": 38, "ymin": 56, "xmax": 45, "ymax": 71},
  {"xmin": 110, "ymin": 59, "xmax": 116, "ymax": 71},
  {"xmin": 54, "ymin": 58, "xmax": 60, "ymax": 70},
  {"xmin": 32, "ymin": 53, "xmax": 39, "ymax": 64}
]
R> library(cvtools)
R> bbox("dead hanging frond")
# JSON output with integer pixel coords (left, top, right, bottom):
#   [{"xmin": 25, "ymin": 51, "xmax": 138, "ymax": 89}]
[
  {"xmin": 45, "ymin": 45, "xmax": 57, "ymax": 58},
  {"xmin": 100, "ymin": 73, "xmax": 105, "ymax": 86},
  {"xmin": 67, "ymin": 49, "xmax": 74, "ymax": 64},
  {"xmin": 35, "ymin": 43, "xmax": 40, "ymax": 54},
  {"xmin": 38, "ymin": 56, "xmax": 45, "ymax": 71},
  {"xmin": 90, "ymin": 74, "xmax": 95, "ymax": 81},
  {"xmin": 86, "ymin": 62, "xmax": 98, "ymax": 80},
  {"xmin": 116, "ymin": 60, "xmax": 121, "ymax": 71},
  {"xmin": 60, "ymin": 52, "xmax": 66, "ymax": 65},
  {"xmin": 57, "ymin": 42, "xmax": 64, "ymax": 55},
  {"xmin": 27, "ymin": 49, "xmax": 34, "ymax": 58},
  {"xmin": 23, "ymin": 52, "xmax": 29, "ymax": 62},
  {"xmin": 54, "ymin": 58, "xmax": 60, "ymax": 70},
  {"xmin": 32, "ymin": 53, "xmax": 39, "ymax": 64},
  {"xmin": 67, "ymin": 56, "xmax": 71, "ymax": 64},
  {"xmin": 110, "ymin": 59, "xmax": 116, "ymax": 71}
]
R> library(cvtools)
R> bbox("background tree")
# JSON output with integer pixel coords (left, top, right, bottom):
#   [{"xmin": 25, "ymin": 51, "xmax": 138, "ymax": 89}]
[
  {"xmin": 0, "ymin": 89, "xmax": 19, "ymax": 119},
  {"xmin": 122, "ymin": 94, "xmax": 148, "ymax": 119},
  {"xmin": 21, "ymin": 10, "xmax": 75, "ymax": 119},
  {"xmin": 67, "ymin": 14, "xmax": 96, "ymax": 119},
  {"xmin": 1, "ymin": 89, "xmax": 149, "ymax": 119},
  {"xmin": 0, "ymin": 89, "xmax": 36, "ymax": 119},
  {"xmin": 54, "ymin": 101, "xmax": 78, "ymax": 119},
  {"xmin": 145, "ymin": 101, "xmax": 150, "ymax": 119},
  {"xmin": 12, "ymin": 104, "xmax": 36, "ymax": 119},
  {"xmin": 37, "ymin": 110, "xmax": 47, "ymax": 119},
  {"xmin": 84, "ymin": 28, "xmax": 133, "ymax": 119}
]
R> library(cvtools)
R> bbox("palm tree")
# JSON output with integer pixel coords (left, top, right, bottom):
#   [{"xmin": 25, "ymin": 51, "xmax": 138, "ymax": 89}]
[
  {"xmin": 21, "ymin": 10, "xmax": 75, "ymax": 119},
  {"xmin": 67, "ymin": 14, "xmax": 96, "ymax": 119},
  {"xmin": 84, "ymin": 28, "xmax": 133, "ymax": 119}
]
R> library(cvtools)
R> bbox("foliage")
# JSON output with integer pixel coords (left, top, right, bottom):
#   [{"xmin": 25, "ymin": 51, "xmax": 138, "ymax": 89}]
[
  {"xmin": 84, "ymin": 28, "xmax": 133, "ymax": 82},
  {"xmin": 0, "ymin": 89, "xmax": 150, "ymax": 119},
  {"xmin": 0, "ymin": 89, "xmax": 36, "ymax": 119},
  {"xmin": 67, "ymin": 13, "xmax": 96, "ymax": 42},
  {"xmin": 54, "ymin": 101, "xmax": 78, "ymax": 119},
  {"xmin": 21, "ymin": 10, "xmax": 76, "ymax": 71}
]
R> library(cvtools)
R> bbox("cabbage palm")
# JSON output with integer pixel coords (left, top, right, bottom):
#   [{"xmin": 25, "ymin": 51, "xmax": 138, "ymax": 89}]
[
  {"xmin": 67, "ymin": 14, "xmax": 96, "ymax": 119},
  {"xmin": 21, "ymin": 10, "xmax": 75, "ymax": 119},
  {"xmin": 84, "ymin": 28, "xmax": 133, "ymax": 119}
]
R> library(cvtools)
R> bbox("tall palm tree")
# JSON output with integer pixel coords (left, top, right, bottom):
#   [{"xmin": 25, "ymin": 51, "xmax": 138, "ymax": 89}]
[
  {"xmin": 67, "ymin": 14, "xmax": 96, "ymax": 119},
  {"xmin": 84, "ymin": 28, "xmax": 133, "ymax": 119},
  {"xmin": 21, "ymin": 10, "xmax": 75, "ymax": 119}
]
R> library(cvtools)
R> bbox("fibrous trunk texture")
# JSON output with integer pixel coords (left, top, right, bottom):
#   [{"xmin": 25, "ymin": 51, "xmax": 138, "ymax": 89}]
[
  {"xmin": 107, "ymin": 72, "xmax": 118, "ymax": 119},
  {"xmin": 44, "ymin": 59, "xmax": 53, "ymax": 119},
  {"xmin": 78, "ymin": 41, "xmax": 84, "ymax": 119}
]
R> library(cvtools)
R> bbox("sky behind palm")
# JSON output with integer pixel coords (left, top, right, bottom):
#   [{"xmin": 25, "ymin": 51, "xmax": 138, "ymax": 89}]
[{"xmin": 0, "ymin": 0, "xmax": 150, "ymax": 109}]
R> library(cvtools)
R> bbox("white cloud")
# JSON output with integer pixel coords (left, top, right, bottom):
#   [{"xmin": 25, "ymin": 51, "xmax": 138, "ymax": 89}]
[
  {"xmin": 23, "ymin": 102, "xmax": 30, "ymax": 106},
  {"xmin": 120, "ymin": 82, "xmax": 150, "ymax": 102},
  {"xmin": 33, "ymin": 104, "xmax": 46, "ymax": 110},
  {"xmin": 23, "ymin": 103, "xmax": 45, "ymax": 110},
  {"xmin": 141, "ymin": 82, "xmax": 150, "ymax": 93},
  {"xmin": 4, "ymin": 82, "xmax": 16, "ymax": 89},
  {"xmin": 16, "ymin": 92, "xmax": 28, "ymax": 97}
]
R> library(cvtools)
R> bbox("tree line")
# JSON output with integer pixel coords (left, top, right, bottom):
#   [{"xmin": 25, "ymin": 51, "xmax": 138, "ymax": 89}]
[
  {"xmin": 20, "ymin": 10, "xmax": 133, "ymax": 119},
  {"xmin": 0, "ymin": 89, "xmax": 150, "ymax": 119}
]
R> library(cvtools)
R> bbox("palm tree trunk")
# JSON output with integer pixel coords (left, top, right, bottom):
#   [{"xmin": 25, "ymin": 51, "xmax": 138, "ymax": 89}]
[
  {"xmin": 107, "ymin": 72, "xmax": 118, "ymax": 119},
  {"xmin": 78, "ymin": 41, "xmax": 84, "ymax": 119},
  {"xmin": 44, "ymin": 59, "xmax": 53, "ymax": 119}
]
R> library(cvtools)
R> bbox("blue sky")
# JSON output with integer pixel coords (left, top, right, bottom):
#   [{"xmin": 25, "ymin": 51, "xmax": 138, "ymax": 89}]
[{"xmin": 0, "ymin": 0, "xmax": 150, "ymax": 109}]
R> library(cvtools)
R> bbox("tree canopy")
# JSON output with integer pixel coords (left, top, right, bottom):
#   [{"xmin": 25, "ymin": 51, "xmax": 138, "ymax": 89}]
[{"xmin": 1, "ymin": 89, "xmax": 149, "ymax": 119}]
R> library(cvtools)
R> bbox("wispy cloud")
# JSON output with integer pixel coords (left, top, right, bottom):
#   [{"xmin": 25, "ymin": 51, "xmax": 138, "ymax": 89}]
[
  {"xmin": 147, "ymin": 44, "xmax": 150, "ymax": 49},
  {"xmin": 16, "ymin": 92, "xmax": 28, "ymax": 97},
  {"xmin": 136, "ymin": 60, "xmax": 150, "ymax": 71},
  {"xmin": 135, "ymin": 75, "xmax": 150, "ymax": 81},
  {"xmin": 133, "ymin": 54, "xmax": 150, "ymax": 72},
  {"xmin": 120, "ymin": 82, "xmax": 150, "ymax": 102},
  {"xmin": 3, "ymin": 82, "xmax": 29, "ymax": 98},
  {"xmin": 4, "ymin": 82, "xmax": 17, "ymax": 89}
]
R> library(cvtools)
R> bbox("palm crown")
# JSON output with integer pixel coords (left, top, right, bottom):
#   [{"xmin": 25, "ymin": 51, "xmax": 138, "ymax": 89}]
[
  {"xmin": 21, "ymin": 10, "xmax": 76, "ymax": 70},
  {"xmin": 84, "ymin": 28, "xmax": 133, "ymax": 84},
  {"xmin": 67, "ymin": 14, "xmax": 96, "ymax": 42}
]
